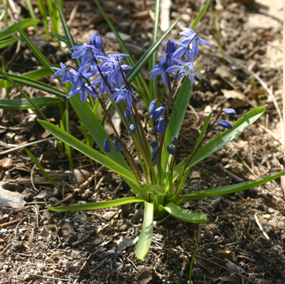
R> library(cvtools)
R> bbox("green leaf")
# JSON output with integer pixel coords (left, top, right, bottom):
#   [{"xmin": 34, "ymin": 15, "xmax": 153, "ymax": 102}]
[
  {"xmin": 0, "ymin": 97, "xmax": 62, "ymax": 110},
  {"xmin": 25, "ymin": 148, "xmax": 61, "ymax": 193},
  {"xmin": 190, "ymin": 0, "xmax": 211, "ymax": 30},
  {"xmin": 193, "ymin": 112, "xmax": 212, "ymax": 151},
  {"xmin": 138, "ymin": 182, "xmax": 165, "ymax": 196},
  {"xmin": 38, "ymin": 120, "xmax": 142, "ymax": 195},
  {"xmin": 173, "ymin": 106, "xmax": 267, "ymax": 181},
  {"xmin": 161, "ymin": 79, "xmax": 193, "ymax": 184},
  {"xmin": 0, "ymin": 72, "xmax": 66, "ymax": 98},
  {"xmin": 51, "ymin": 32, "xmax": 68, "ymax": 44},
  {"xmin": 159, "ymin": 202, "xmax": 207, "ymax": 223},
  {"xmin": 0, "ymin": 36, "xmax": 20, "ymax": 49},
  {"xmin": 36, "ymin": 0, "xmax": 49, "ymax": 40},
  {"xmin": 56, "ymin": 0, "xmax": 80, "ymax": 68},
  {"xmin": 15, "ymin": 23, "xmax": 53, "ymax": 69},
  {"xmin": 136, "ymin": 201, "xmax": 154, "ymax": 261},
  {"xmin": 176, "ymin": 171, "xmax": 285, "ymax": 205},
  {"xmin": 0, "ymin": 18, "xmax": 39, "ymax": 40},
  {"xmin": 0, "ymin": 71, "xmax": 47, "ymax": 120},
  {"xmin": 47, "ymin": 197, "xmax": 144, "ymax": 212}
]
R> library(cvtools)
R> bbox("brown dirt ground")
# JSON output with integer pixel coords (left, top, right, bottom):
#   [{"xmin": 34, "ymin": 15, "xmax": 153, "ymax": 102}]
[{"xmin": 0, "ymin": 0, "xmax": 284, "ymax": 283}]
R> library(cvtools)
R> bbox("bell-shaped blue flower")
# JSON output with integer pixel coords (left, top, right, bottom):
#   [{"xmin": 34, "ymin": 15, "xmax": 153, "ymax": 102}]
[
  {"xmin": 167, "ymin": 144, "xmax": 176, "ymax": 155},
  {"xmin": 67, "ymin": 84, "xmax": 99, "ymax": 103},
  {"xmin": 150, "ymin": 140, "xmax": 157, "ymax": 149},
  {"xmin": 114, "ymin": 140, "xmax": 121, "ymax": 152},
  {"xmin": 157, "ymin": 117, "xmax": 166, "ymax": 133},
  {"xmin": 223, "ymin": 108, "xmax": 236, "ymax": 117},
  {"xmin": 150, "ymin": 106, "xmax": 165, "ymax": 120},
  {"xmin": 103, "ymin": 138, "xmax": 111, "ymax": 153},
  {"xmin": 217, "ymin": 119, "xmax": 232, "ymax": 129},
  {"xmin": 124, "ymin": 108, "xmax": 132, "ymax": 122},
  {"xmin": 130, "ymin": 123, "xmax": 137, "ymax": 134},
  {"xmin": 51, "ymin": 62, "xmax": 72, "ymax": 83},
  {"xmin": 172, "ymin": 136, "xmax": 178, "ymax": 146},
  {"xmin": 88, "ymin": 32, "xmax": 103, "ymax": 51},
  {"xmin": 152, "ymin": 155, "xmax": 158, "ymax": 166},
  {"xmin": 149, "ymin": 100, "xmax": 157, "ymax": 115},
  {"xmin": 152, "ymin": 146, "xmax": 159, "ymax": 157}
]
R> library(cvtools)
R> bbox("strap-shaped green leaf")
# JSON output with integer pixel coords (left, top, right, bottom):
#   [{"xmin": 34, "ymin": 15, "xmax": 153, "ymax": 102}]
[
  {"xmin": 173, "ymin": 106, "xmax": 266, "ymax": 181},
  {"xmin": 38, "ymin": 120, "xmax": 141, "ymax": 195},
  {"xmin": 47, "ymin": 197, "xmax": 144, "ymax": 212},
  {"xmin": 136, "ymin": 201, "xmax": 154, "ymax": 261},
  {"xmin": 190, "ymin": 0, "xmax": 211, "ymax": 30},
  {"xmin": 161, "ymin": 79, "xmax": 193, "ymax": 184},
  {"xmin": 159, "ymin": 202, "xmax": 207, "ymax": 223},
  {"xmin": 0, "ymin": 97, "xmax": 62, "ymax": 110},
  {"xmin": 0, "ymin": 73, "xmax": 66, "ymax": 98},
  {"xmin": 176, "ymin": 171, "xmax": 285, "ymax": 205},
  {"xmin": 0, "ymin": 18, "xmax": 39, "ymax": 40},
  {"xmin": 0, "ymin": 36, "xmax": 20, "ymax": 49},
  {"xmin": 56, "ymin": 0, "xmax": 80, "ymax": 68},
  {"xmin": 0, "ymin": 71, "xmax": 47, "ymax": 120},
  {"xmin": 51, "ymin": 32, "xmax": 68, "ymax": 44}
]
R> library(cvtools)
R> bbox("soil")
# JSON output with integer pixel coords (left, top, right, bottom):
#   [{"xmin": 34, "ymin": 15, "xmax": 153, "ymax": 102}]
[{"xmin": 0, "ymin": 0, "xmax": 284, "ymax": 283}]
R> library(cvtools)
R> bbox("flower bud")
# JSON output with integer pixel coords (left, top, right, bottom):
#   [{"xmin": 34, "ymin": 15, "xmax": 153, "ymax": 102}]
[
  {"xmin": 171, "ymin": 136, "xmax": 178, "ymax": 146},
  {"xmin": 217, "ymin": 119, "xmax": 232, "ymax": 129},
  {"xmin": 130, "ymin": 123, "xmax": 137, "ymax": 134},
  {"xmin": 165, "ymin": 40, "xmax": 176, "ymax": 54},
  {"xmin": 223, "ymin": 108, "xmax": 236, "ymax": 117},
  {"xmin": 152, "ymin": 155, "xmax": 158, "ymax": 166},
  {"xmin": 103, "ymin": 138, "xmax": 111, "ymax": 152},
  {"xmin": 114, "ymin": 140, "xmax": 121, "ymax": 152},
  {"xmin": 167, "ymin": 144, "xmax": 176, "ymax": 155},
  {"xmin": 157, "ymin": 117, "xmax": 166, "ymax": 133},
  {"xmin": 150, "ymin": 106, "xmax": 165, "ymax": 120},
  {"xmin": 152, "ymin": 146, "xmax": 159, "ymax": 157},
  {"xmin": 150, "ymin": 140, "xmax": 157, "ymax": 149},
  {"xmin": 149, "ymin": 100, "xmax": 157, "ymax": 115},
  {"xmin": 124, "ymin": 108, "xmax": 132, "ymax": 122}
]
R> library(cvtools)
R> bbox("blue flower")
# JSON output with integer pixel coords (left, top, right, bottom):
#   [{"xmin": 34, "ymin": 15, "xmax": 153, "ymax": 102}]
[
  {"xmin": 166, "ymin": 39, "xmax": 194, "ymax": 62},
  {"xmin": 179, "ymin": 28, "xmax": 212, "ymax": 58},
  {"xmin": 114, "ymin": 140, "xmax": 121, "ymax": 152},
  {"xmin": 157, "ymin": 117, "xmax": 166, "ymax": 133},
  {"xmin": 92, "ymin": 72, "xmax": 111, "ymax": 95},
  {"xmin": 149, "ymin": 100, "xmax": 157, "ymax": 115},
  {"xmin": 67, "ymin": 84, "xmax": 99, "ymax": 102},
  {"xmin": 167, "ymin": 144, "xmax": 176, "ymax": 155},
  {"xmin": 129, "ymin": 123, "xmax": 137, "ymax": 135},
  {"xmin": 71, "ymin": 43, "xmax": 97, "ymax": 66},
  {"xmin": 88, "ymin": 32, "xmax": 104, "ymax": 54},
  {"xmin": 217, "ymin": 119, "xmax": 232, "ymax": 129},
  {"xmin": 150, "ymin": 140, "xmax": 157, "ymax": 149},
  {"xmin": 124, "ymin": 108, "xmax": 132, "ymax": 122},
  {"xmin": 152, "ymin": 146, "xmax": 159, "ymax": 156},
  {"xmin": 163, "ymin": 40, "xmax": 177, "ymax": 54},
  {"xmin": 150, "ymin": 106, "xmax": 165, "ymax": 120},
  {"xmin": 51, "ymin": 62, "xmax": 72, "ymax": 83},
  {"xmin": 110, "ymin": 87, "xmax": 138, "ymax": 110},
  {"xmin": 166, "ymin": 60, "xmax": 200, "ymax": 86},
  {"xmin": 152, "ymin": 155, "xmax": 158, "ymax": 166},
  {"xmin": 223, "ymin": 108, "xmax": 236, "ymax": 117},
  {"xmin": 149, "ymin": 54, "xmax": 174, "ymax": 86},
  {"xmin": 70, "ymin": 66, "xmax": 92, "ymax": 92},
  {"xmin": 171, "ymin": 136, "xmax": 178, "ymax": 146},
  {"xmin": 103, "ymin": 138, "xmax": 111, "ymax": 153}
]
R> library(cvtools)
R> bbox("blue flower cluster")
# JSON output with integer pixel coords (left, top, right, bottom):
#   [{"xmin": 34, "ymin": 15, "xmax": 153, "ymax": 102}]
[{"xmin": 150, "ymin": 28, "xmax": 212, "ymax": 87}]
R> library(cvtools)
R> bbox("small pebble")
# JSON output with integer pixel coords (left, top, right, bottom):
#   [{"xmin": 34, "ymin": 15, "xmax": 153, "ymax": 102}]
[
  {"xmin": 65, "ymin": 219, "xmax": 71, "ymax": 222},
  {"xmin": 263, "ymin": 214, "xmax": 271, "ymax": 220},
  {"xmin": 206, "ymin": 248, "xmax": 213, "ymax": 254},
  {"xmin": 227, "ymin": 214, "xmax": 233, "ymax": 218},
  {"xmin": 3, "ymin": 265, "xmax": 8, "ymax": 270},
  {"xmin": 0, "ymin": 228, "xmax": 7, "ymax": 233},
  {"xmin": 24, "ymin": 274, "xmax": 30, "ymax": 281},
  {"xmin": 90, "ymin": 261, "xmax": 96, "ymax": 265},
  {"xmin": 43, "ymin": 220, "xmax": 49, "ymax": 225}
]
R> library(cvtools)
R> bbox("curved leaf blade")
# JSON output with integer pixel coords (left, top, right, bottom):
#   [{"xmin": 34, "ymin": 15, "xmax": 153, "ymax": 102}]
[
  {"xmin": 176, "ymin": 171, "xmax": 285, "ymax": 205},
  {"xmin": 190, "ymin": 0, "xmax": 211, "ymax": 30},
  {"xmin": 38, "ymin": 120, "xmax": 141, "ymax": 195},
  {"xmin": 47, "ymin": 197, "xmax": 144, "ymax": 212},
  {"xmin": 136, "ymin": 201, "xmax": 154, "ymax": 261},
  {"xmin": 173, "ymin": 106, "xmax": 267, "ymax": 180},
  {"xmin": 160, "ymin": 202, "xmax": 207, "ymax": 223},
  {"xmin": 0, "ymin": 73, "xmax": 66, "ymax": 98},
  {"xmin": 0, "ymin": 36, "xmax": 21, "ymax": 49},
  {"xmin": 0, "ymin": 97, "xmax": 62, "ymax": 110},
  {"xmin": 0, "ymin": 18, "xmax": 39, "ymax": 40}
]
